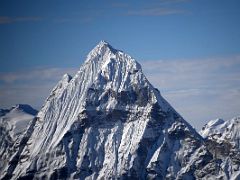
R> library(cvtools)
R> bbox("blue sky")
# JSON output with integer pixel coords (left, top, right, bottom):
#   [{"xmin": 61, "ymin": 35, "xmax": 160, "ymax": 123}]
[{"xmin": 0, "ymin": 0, "xmax": 240, "ymax": 129}]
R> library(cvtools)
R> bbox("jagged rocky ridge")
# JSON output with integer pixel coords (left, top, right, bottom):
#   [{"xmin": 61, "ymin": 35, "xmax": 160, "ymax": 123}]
[{"xmin": 1, "ymin": 41, "xmax": 240, "ymax": 179}]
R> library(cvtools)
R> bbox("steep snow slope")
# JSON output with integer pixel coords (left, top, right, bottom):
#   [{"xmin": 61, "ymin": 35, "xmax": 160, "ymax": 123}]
[
  {"xmin": 0, "ymin": 104, "xmax": 37, "ymax": 178},
  {"xmin": 2, "ymin": 41, "xmax": 239, "ymax": 179}
]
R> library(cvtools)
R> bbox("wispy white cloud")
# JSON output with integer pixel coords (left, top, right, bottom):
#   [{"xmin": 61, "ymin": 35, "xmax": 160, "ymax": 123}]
[
  {"xmin": 141, "ymin": 55, "xmax": 240, "ymax": 89},
  {"xmin": 123, "ymin": 0, "xmax": 189, "ymax": 16},
  {"xmin": 0, "ymin": 67, "xmax": 77, "ymax": 84},
  {"xmin": 0, "ymin": 83, "xmax": 53, "ymax": 110},
  {"xmin": 0, "ymin": 67, "xmax": 78, "ymax": 109},
  {"xmin": 0, "ymin": 16, "xmax": 42, "ymax": 24},
  {"xmin": 140, "ymin": 55, "xmax": 240, "ymax": 129},
  {"xmin": 126, "ymin": 7, "xmax": 186, "ymax": 16}
]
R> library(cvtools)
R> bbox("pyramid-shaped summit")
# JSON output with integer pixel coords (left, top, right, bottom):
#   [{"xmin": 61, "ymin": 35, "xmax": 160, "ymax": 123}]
[{"xmin": 2, "ymin": 41, "xmax": 222, "ymax": 179}]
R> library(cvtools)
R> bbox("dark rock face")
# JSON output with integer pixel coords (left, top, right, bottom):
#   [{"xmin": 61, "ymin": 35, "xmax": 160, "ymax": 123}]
[{"xmin": 86, "ymin": 86, "xmax": 152, "ymax": 108}]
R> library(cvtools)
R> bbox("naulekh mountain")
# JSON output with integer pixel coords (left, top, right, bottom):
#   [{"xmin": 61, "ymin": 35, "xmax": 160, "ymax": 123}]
[{"xmin": 1, "ymin": 41, "xmax": 239, "ymax": 179}]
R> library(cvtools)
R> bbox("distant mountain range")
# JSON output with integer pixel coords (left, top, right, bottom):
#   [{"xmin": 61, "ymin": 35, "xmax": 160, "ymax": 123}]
[{"xmin": 1, "ymin": 41, "xmax": 239, "ymax": 179}]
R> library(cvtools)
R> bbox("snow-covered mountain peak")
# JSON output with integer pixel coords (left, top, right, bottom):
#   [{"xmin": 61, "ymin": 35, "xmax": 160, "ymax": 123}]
[
  {"xmin": 92, "ymin": 40, "xmax": 116, "ymax": 53},
  {"xmin": 0, "ymin": 104, "xmax": 37, "ymax": 141},
  {"xmin": 86, "ymin": 40, "xmax": 113, "ymax": 61},
  {"xmin": 0, "ymin": 104, "xmax": 37, "ymax": 119},
  {"xmin": 6, "ymin": 42, "xmax": 235, "ymax": 179},
  {"xmin": 207, "ymin": 118, "xmax": 225, "ymax": 127},
  {"xmin": 200, "ymin": 116, "xmax": 240, "ymax": 148},
  {"xmin": 11, "ymin": 104, "xmax": 38, "ymax": 115},
  {"xmin": 73, "ymin": 41, "xmax": 144, "ymax": 96},
  {"xmin": 200, "ymin": 118, "xmax": 225, "ymax": 138},
  {"xmin": 84, "ymin": 41, "xmax": 139, "ymax": 68},
  {"xmin": 97, "ymin": 40, "xmax": 110, "ymax": 47},
  {"xmin": 0, "ymin": 104, "xmax": 37, "ymax": 178}
]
